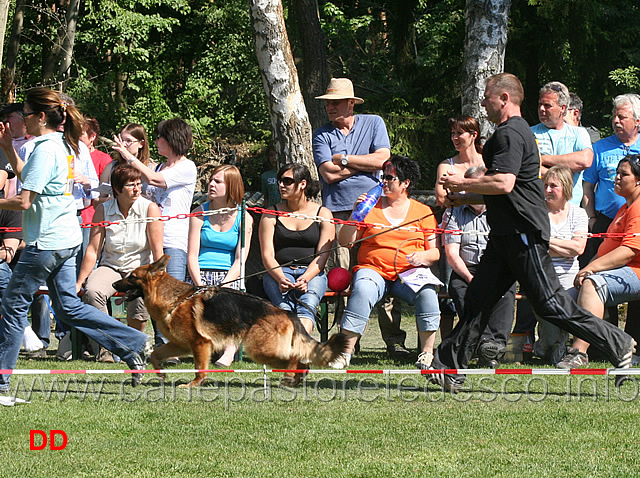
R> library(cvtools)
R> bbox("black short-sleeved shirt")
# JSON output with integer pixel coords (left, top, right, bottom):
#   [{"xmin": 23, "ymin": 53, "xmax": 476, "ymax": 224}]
[
  {"xmin": 0, "ymin": 208, "xmax": 22, "ymax": 245},
  {"xmin": 482, "ymin": 116, "xmax": 550, "ymax": 241}
]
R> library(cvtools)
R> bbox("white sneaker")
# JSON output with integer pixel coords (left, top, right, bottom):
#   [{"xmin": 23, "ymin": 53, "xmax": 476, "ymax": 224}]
[
  {"xmin": 415, "ymin": 351, "xmax": 434, "ymax": 370},
  {"xmin": 328, "ymin": 353, "xmax": 350, "ymax": 369}
]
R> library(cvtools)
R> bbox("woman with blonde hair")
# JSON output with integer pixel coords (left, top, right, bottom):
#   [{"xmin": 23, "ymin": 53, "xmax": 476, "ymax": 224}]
[
  {"xmin": 534, "ymin": 165, "xmax": 588, "ymax": 363},
  {"xmin": 0, "ymin": 87, "xmax": 150, "ymax": 392},
  {"xmin": 187, "ymin": 164, "xmax": 253, "ymax": 366}
]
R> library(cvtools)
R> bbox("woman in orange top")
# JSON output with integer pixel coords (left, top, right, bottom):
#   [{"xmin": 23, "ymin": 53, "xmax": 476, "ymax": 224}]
[
  {"xmin": 330, "ymin": 155, "xmax": 440, "ymax": 369},
  {"xmin": 558, "ymin": 155, "xmax": 640, "ymax": 369}
]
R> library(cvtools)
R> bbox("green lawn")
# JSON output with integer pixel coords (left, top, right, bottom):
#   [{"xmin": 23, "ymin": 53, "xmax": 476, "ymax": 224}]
[{"xmin": 2, "ymin": 317, "xmax": 639, "ymax": 477}]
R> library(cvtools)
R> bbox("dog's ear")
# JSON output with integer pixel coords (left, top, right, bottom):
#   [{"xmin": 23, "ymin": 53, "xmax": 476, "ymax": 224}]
[{"xmin": 149, "ymin": 254, "xmax": 170, "ymax": 274}]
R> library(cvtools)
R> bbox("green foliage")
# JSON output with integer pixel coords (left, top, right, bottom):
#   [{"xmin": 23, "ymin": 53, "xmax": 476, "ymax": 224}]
[
  {"xmin": 6, "ymin": 0, "xmax": 640, "ymax": 188},
  {"xmin": 609, "ymin": 67, "xmax": 640, "ymax": 90}
]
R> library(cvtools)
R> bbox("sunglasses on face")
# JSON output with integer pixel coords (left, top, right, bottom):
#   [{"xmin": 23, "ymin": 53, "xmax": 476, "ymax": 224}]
[
  {"xmin": 382, "ymin": 174, "xmax": 399, "ymax": 182},
  {"xmin": 278, "ymin": 177, "xmax": 296, "ymax": 186}
]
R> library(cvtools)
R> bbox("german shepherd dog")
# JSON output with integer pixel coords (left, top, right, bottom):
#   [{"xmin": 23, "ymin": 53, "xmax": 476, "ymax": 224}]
[{"xmin": 113, "ymin": 255, "xmax": 347, "ymax": 388}]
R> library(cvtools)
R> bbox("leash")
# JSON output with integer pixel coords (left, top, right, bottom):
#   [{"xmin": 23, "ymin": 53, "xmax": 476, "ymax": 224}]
[{"xmin": 215, "ymin": 210, "xmax": 437, "ymax": 289}]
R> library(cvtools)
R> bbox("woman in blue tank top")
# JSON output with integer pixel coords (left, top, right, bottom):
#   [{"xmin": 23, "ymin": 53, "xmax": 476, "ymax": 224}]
[
  {"xmin": 187, "ymin": 164, "xmax": 253, "ymax": 365},
  {"xmin": 259, "ymin": 163, "xmax": 334, "ymax": 334}
]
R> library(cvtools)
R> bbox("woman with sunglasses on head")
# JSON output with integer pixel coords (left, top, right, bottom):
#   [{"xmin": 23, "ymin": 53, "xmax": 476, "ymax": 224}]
[
  {"xmin": 116, "ymin": 118, "xmax": 196, "ymax": 356},
  {"xmin": 107, "ymin": 123, "xmax": 156, "ymax": 199},
  {"xmin": 557, "ymin": 155, "xmax": 640, "ymax": 370},
  {"xmin": 187, "ymin": 164, "xmax": 253, "ymax": 366},
  {"xmin": 331, "ymin": 155, "xmax": 440, "ymax": 369},
  {"xmin": 259, "ymin": 163, "xmax": 334, "ymax": 335},
  {"xmin": 76, "ymin": 164, "xmax": 163, "ymax": 361},
  {"xmin": 0, "ymin": 88, "xmax": 151, "ymax": 392}
]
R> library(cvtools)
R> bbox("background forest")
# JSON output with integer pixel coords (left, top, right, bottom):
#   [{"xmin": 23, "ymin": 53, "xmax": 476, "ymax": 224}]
[{"xmin": 2, "ymin": 0, "xmax": 639, "ymax": 190}]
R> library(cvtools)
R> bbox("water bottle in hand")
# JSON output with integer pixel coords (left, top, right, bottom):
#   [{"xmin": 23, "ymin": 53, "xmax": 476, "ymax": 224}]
[{"xmin": 352, "ymin": 182, "xmax": 383, "ymax": 222}]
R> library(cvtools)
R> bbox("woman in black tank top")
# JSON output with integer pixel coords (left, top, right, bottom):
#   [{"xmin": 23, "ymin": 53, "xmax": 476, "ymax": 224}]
[{"xmin": 259, "ymin": 163, "xmax": 335, "ymax": 334}]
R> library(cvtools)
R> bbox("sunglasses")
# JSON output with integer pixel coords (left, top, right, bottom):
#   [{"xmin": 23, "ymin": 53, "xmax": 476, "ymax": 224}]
[
  {"xmin": 382, "ymin": 174, "xmax": 399, "ymax": 182},
  {"xmin": 21, "ymin": 111, "xmax": 37, "ymax": 119},
  {"xmin": 278, "ymin": 177, "xmax": 296, "ymax": 186}
]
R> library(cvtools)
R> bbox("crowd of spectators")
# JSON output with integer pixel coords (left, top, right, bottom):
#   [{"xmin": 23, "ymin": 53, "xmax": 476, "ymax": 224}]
[{"xmin": 1, "ymin": 77, "xmax": 639, "ymax": 396}]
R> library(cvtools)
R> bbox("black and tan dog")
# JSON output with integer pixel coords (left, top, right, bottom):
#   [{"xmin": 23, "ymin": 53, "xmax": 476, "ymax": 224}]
[{"xmin": 113, "ymin": 255, "xmax": 347, "ymax": 388}]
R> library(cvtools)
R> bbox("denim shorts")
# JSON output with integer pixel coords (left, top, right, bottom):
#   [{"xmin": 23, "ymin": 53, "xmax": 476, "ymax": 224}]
[{"xmin": 586, "ymin": 266, "xmax": 640, "ymax": 306}]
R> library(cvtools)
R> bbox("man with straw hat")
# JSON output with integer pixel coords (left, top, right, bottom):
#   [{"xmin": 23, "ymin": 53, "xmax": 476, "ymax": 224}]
[{"xmin": 312, "ymin": 78, "xmax": 410, "ymax": 360}]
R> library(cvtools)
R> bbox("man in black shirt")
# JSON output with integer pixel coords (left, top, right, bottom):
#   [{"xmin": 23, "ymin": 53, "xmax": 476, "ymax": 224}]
[{"xmin": 433, "ymin": 73, "xmax": 636, "ymax": 392}]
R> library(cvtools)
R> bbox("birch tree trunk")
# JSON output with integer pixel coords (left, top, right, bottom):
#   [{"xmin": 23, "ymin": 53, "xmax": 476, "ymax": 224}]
[
  {"xmin": 57, "ymin": 0, "xmax": 81, "ymax": 86},
  {"xmin": 248, "ymin": 0, "xmax": 316, "ymax": 177},
  {"xmin": 462, "ymin": 0, "xmax": 511, "ymax": 138},
  {"xmin": 0, "ymin": 0, "xmax": 11, "ymax": 69},
  {"xmin": 1, "ymin": 0, "xmax": 21, "ymax": 102}
]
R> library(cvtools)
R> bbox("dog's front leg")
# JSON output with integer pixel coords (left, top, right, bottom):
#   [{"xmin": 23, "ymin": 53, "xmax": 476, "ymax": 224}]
[
  {"xmin": 181, "ymin": 341, "xmax": 213, "ymax": 388},
  {"xmin": 151, "ymin": 343, "xmax": 189, "ymax": 382}
]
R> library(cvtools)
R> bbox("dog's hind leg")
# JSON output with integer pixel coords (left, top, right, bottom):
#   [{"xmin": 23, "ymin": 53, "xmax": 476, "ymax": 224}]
[
  {"xmin": 151, "ymin": 343, "xmax": 190, "ymax": 381},
  {"xmin": 179, "ymin": 340, "xmax": 213, "ymax": 388}
]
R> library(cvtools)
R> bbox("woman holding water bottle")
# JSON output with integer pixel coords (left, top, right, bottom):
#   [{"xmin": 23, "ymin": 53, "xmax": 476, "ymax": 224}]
[{"xmin": 329, "ymin": 155, "xmax": 441, "ymax": 369}]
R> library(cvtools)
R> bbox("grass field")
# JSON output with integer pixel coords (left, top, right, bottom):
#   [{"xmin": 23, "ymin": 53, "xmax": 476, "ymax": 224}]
[{"xmin": 2, "ymin": 317, "xmax": 640, "ymax": 477}]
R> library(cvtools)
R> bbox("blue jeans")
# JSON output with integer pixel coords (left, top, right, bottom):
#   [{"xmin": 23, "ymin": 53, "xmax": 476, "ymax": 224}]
[
  {"xmin": 586, "ymin": 266, "xmax": 640, "ymax": 306},
  {"xmin": 263, "ymin": 267, "xmax": 327, "ymax": 326},
  {"xmin": 30, "ymin": 295, "xmax": 52, "ymax": 349},
  {"xmin": 151, "ymin": 247, "xmax": 188, "ymax": 346},
  {"xmin": 0, "ymin": 245, "xmax": 148, "ymax": 391},
  {"xmin": 164, "ymin": 247, "xmax": 187, "ymax": 281},
  {"xmin": 341, "ymin": 267, "xmax": 440, "ymax": 335}
]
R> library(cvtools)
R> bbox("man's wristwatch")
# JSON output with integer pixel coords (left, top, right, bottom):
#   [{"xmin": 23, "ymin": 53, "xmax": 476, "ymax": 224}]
[{"xmin": 340, "ymin": 154, "xmax": 349, "ymax": 166}]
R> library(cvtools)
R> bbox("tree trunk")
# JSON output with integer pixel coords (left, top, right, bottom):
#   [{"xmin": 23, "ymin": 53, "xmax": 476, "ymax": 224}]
[
  {"xmin": 248, "ymin": 0, "xmax": 316, "ymax": 178},
  {"xmin": 1, "ymin": 0, "xmax": 24, "ymax": 102},
  {"xmin": 291, "ymin": 0, "xmax": 330, "ymax": 131},
  {"xmin": 57, "ymin": 0, "xmax": 81, "ymax": 88},
  {"xmin": 0, "ymin": 0, "xmax": 11, "ymax": 69},
  {"xmin": 461, "ymin": 0, "xmax": 511, "ymax": 138},
  {"xmin": 42, "ymin": 2, "xmax": 65, "ymax": 86}
]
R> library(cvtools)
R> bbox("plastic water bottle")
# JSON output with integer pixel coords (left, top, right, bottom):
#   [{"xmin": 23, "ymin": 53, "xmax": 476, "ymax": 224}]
[{"xmin": 352, "ymin": 182, "xmax": 383, "ymax": 222}]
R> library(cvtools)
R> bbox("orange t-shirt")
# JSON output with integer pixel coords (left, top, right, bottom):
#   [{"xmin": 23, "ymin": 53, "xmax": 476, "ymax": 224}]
[
  {"xmin": 597, "ymin": 198, "xmax": 640, "ymax": 278},
  {"xmin": 353, "ymin": 199, "xmax": 437, "ymax": 280}
]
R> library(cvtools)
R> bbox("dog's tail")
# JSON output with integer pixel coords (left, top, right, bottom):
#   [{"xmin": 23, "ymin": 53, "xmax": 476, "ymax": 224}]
[{"xmin": 300, "ymin": 332, "xmax": 348, "ymax": 366}]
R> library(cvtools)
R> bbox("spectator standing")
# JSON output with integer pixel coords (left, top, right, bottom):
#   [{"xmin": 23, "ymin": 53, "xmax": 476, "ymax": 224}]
[
  {"xmin": 0, "ymin": 103, "xmax": 32, "ymax": 198},
  {"xmin": 566, "ymin": 92, "xmax": 601, "ymax": 144},
  {"xmin": 531, "ymin": 81, "xmax": 593, "ymax": 206},
  {"xmin": 260, "ymin": 145, "xmax": 280, "ymax": 208},
  {"xmin": 106, "ymin": 123, "xmax": 155, "ymax": 201},
  {"xmin": 80, "ymin": 116, "xmax": 113, "ymax": 207},
  {"xmin": 582, "ymin": 94, "xmax": 640, "ymax": 264},
  {"xmin": 312, "ymin": 78, "xmax": 409, "ymax": 359},
  {"xmin": 116, "ymin": 118, "xmax": 196, "ymax": 354},
  {"xmin": 0, "ymin": 87, "xmax": 149, "ymax": 393}
]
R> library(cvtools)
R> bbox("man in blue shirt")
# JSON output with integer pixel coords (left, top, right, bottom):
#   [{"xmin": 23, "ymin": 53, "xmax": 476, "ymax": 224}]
[
  {"xmin": 582, "ymin": 94, "xmax": 640, "ymax": 260},
  {"xmin": 531, "ymin": 81, "xmax": 593, "ymax": 206},
  {"xmin": 313, "ymin": 78, "xmax": 410, "ymax": 359}
]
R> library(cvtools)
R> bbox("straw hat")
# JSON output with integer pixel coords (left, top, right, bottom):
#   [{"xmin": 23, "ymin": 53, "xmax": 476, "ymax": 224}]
[{"xmin": 315, "ymin": 78, "xmax": 364, "ymax": 104}]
